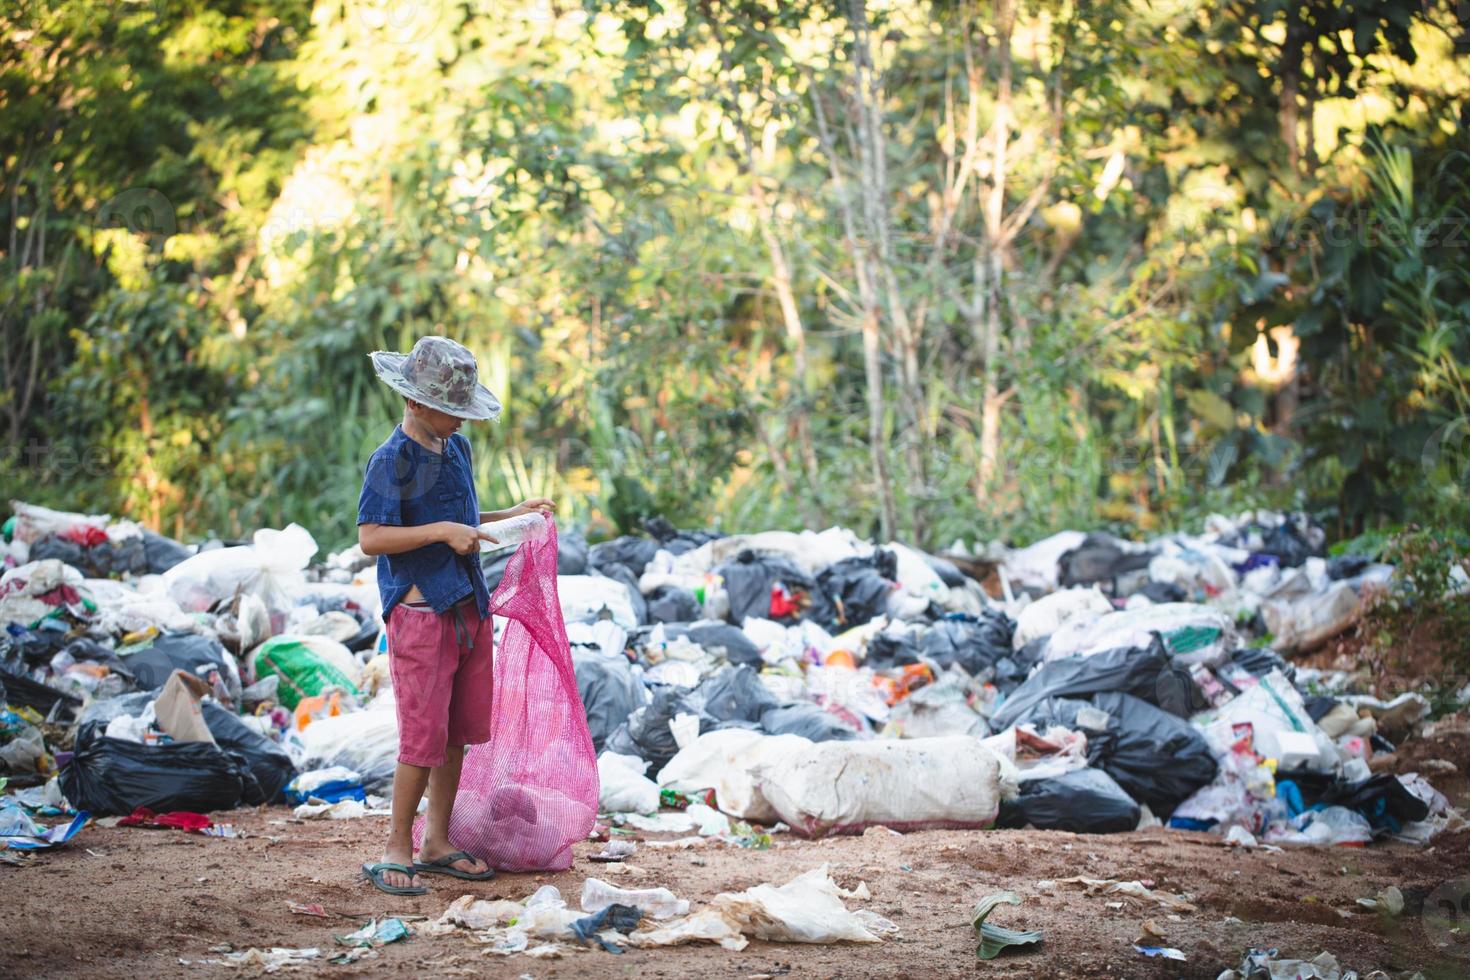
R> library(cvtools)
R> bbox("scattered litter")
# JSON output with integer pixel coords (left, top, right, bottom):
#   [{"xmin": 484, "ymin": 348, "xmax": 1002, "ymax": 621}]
[
  {"xmin": 335, "ymin": 917, "xmax": 411, "ymax": 948},
  {"xmin": 1039, "ymin": 876, "xmax": 1197, "ymax": 914},
  {"xmin": 971, "ymin": 891, "xmax": 1042, "ymax": 959},
  {"xmin": 1133, "ymin": 945, "xmax": 1186, "ymax": 961}
]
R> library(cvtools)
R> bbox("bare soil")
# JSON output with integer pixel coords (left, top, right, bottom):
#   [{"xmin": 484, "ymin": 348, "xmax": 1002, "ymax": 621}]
[{"xmin": 7, "ymin": 719, "xmax": 1470, "ymax": 980}]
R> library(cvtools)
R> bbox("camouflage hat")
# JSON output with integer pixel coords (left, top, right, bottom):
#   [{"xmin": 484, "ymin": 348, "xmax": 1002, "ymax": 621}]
[{"xmin": 369, "ymin": 337, "xmax": 502, "ymax": 421}]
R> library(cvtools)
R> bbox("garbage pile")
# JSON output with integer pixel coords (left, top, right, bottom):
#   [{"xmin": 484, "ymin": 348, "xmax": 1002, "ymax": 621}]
[{"xmin": 1, "ymin": 498, "xmax": 1461, "ymax": 857}]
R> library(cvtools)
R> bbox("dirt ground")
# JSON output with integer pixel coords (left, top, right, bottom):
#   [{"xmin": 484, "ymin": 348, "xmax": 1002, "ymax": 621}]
[{"xmin": 7, "ymin": 719, "xmax": 1470, "ymax": 980}]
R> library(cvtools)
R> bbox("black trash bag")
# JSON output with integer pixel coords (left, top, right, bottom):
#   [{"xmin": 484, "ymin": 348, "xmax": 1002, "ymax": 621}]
[
  {"xmin": 920, "ymin": 611, "xmax": 1015, "ymax": 677},
  {"xmin": 695, "ymin": 665, "xmax": 778, "ymax": 724},
  {"xmin": 716, "ymin": 550, "xmax": 827, "ymax": 625},
  {"xmin": 814, "ymin": 551, "xmax": 897, "ymax": 630},
  {"xmin": 201, "ymin": 702, "xmax": 295, "ymax": 805},
  {"xmin": 997, "ymin": 768, "xmax": 1140, "ymax": 833},
  {"xmin": 121, "ymin": 631, "xmax": 241, "ymax": 703},
  {"xmin": 1261, "ymin": 522, "xmax": 1313, "ymax": 568},
  {"xmin": 0, "ymin": 665, "xmax": 82, "ymax": 718},
  {"xmin": 646, "ymin": 586, "xmax": 700, "ymax": 624},
  {"xmin": 864, "ymin": 630, "xmax": 923, "ymax": 669},
  {"xmin": 574, "ymin": 652, "xmax": 649, "ymax": 753},
  {"xmin": 922, "ymin": 552, "xmax": 968, "ymax": 589},
  {"xmin": 1326, "ymin": 554, "xmax": 1372, "ymax": 581},
  {"xmin": 1324, "ymin": 773, "xmax": 1430, "ymax": 837},
  {"xmin": 1134, "ymin": 580, "xmax": 1187, "ymax": 604},
  {"xmin": 141, "ymin": 530, "xmax": 191, "ymax": 574},
  {"xmin": 30, "ymin": 532, "xmax": 149, "ymax": 578},
  {"xmin": 643, "ymin": 517, "xmax": 721, "ymax": 557},
  {"xmin": 603, "ymin": 687, "xmax": 705, "ymax": 772},
  {"xmin": 0, "ymin": 622, "xmax": 71, "ymax": 669},
  {"xmin": 1227, "ymin": 646, "xmax": 1297, "ymax": 685},
  {"xmin": 589, "ymin": 536, "xmax": 661, "ymax": 579},
  {"xmin": 658, "ymin": 623, "xmax": 763, "ymax": 668},
  {"xmin": 1303, "ymin": 695, "xmax": 1338, "ymax": 723},
  {"xmin": 1058, "ymin": 533, "xmax": 1154, "ymax": 591},
  {"xmin": 759, "ymin": 701, "xmax": 860, "ymax": 742},
  {"xmin": 1084, "ymin": 692, "xmax": 1217, "ymax": 817},
  {"xmin": 557, "ymin": 527, "xmax": 590, "ymax": 575},
  {"xmin": 59, "ymin": 737, "xmax": 247, "ymax": 816},
  {"xmin": 987, "ymin": 635, "xmax": 1201, "ymax": 732},
  {"xmin": 63, "ymin": 636, "xmax": 134, "ymax": 679}
]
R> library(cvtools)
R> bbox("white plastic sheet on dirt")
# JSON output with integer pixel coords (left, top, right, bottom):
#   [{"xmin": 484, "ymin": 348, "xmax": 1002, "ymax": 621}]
[{"xmin": 708, "ymin": 865, "xmax": 892, "ymax": 943}]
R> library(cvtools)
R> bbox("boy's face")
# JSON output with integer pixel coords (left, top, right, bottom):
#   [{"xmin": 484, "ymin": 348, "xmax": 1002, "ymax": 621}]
[{"xmin": 408, "ymin": 400, "xmax": 467, "ymax": 439}]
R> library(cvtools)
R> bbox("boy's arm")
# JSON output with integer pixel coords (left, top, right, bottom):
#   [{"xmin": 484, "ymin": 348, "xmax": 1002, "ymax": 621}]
[
  {"xmin": 360, "ymin": 521, "xmax": 493, "ymax": 556},
  {"xmin": 479, "ymin": 498, "xmax": 556, "ymax": 523}
]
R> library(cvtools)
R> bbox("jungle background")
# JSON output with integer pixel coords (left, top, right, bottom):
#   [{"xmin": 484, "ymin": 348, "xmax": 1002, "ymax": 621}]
[{"xmin": 3, "ymin": 0, "xmax": 1469, "ymax": 554}]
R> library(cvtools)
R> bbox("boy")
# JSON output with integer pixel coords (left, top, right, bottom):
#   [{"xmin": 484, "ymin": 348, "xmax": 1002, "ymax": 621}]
[{"xmin": 356, "ymin": 336, "xmax": 553, "ymax": 895}]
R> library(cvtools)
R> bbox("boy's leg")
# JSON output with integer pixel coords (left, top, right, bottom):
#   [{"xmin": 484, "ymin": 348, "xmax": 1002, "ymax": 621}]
[
  {"xmin": 379, "ymin": 762, "xmax": 432, "ymax": 888},
  {"xmin": 418, "ymin": 605, "xmax": 496, "ymax": 873},
  {"xmin": 418, "ymin": 744, "xmax": 488, "ymax": 873},
  {"xmin": 374, "ymin": 604, "xmax": 454, "ymax": 888}
]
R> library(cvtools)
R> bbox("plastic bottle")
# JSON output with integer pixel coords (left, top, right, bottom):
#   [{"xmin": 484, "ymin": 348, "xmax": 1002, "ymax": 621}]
[
  {"xmin": 580, "ymin": 878, "xmax": 690, "ymax": 919},
  {"xmin": 477, "ymin": 512, "xmax": 550, "ymax": 551}
]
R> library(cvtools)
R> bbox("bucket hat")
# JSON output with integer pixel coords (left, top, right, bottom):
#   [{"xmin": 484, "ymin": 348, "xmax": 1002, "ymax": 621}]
[{"xmin": 369, "ymin": 336, "xmax": 501, "ymax": 421}]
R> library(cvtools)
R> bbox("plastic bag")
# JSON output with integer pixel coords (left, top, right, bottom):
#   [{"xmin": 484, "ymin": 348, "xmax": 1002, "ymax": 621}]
[
  {"xmin": 919, "ymin": 612, "xmax": 1016, "ymax": 677},
  {"xmin": 558, "ymin": 574, "xmax": 640, "ymax": 630},
  {"xmin": 202, "ymin": 702, "xmax": 296, "ymax": 805},
  {"xmin": 249, "ymin": 635, "xmax": 359, "ymax": 711},
  {"xmin": 883, "ymin": 673, "xmax": 986, "ymax": 738},
  {"xmin": 1081, "ymin": 692, "xmax": 1217, "ymax": 817},
  {"xmin": 426, "ymin": 516, "xmax": 598, "ymax": 872},
  {"xmin": 1261, "ymin": 581, "xmax": 1361, "ymax": 653},
  {"xmin": 162, "ymin": 523, "xmax": 317, "ymax": 616},
  {"xmin": 1012, "ymin": 587, "xmax": 1113, "ymax": 651},
  {"xmin": 709, "ymin": 865, "xmax": 885, "ymax": 943},
  {"xmin": 987, "ymin": 636, "xmax": 1197, "ymax": 732},
  {"xmin": 645, "ymin": 585, "xmax": 701, "ymax": 624},
  {"xmin": 598, "ymin": 752, "xmax": 660, "ymax": 814},
  {"xmin": 997, "ymin": 768, "xmax": 1140, "ymax": 833},
  {"xmin": 573, "ymin": 652, "xmax": 648, "ymax": 753},
  {"xmin": 695, "ymin": 665, "xmax": 778, "ymax": 724},
  {"xmin": 296, "ymin": 691, "xmax": 399, "ymax": 794},
  {"xmin": 604, "ymin": 687, "xmax": 707, "ymax": 772},
  {"xmin": 755, "ymin": 735, "xmax": 1009, "ymax": 837},
  {"xmin": 59, "ymin": 736, "xmax": 247, "ymax": 815},
  {"xmin": 119, "ymin": 631, "xmax": 243, "ymax": 706},
  {"xmin": 760, "ymin": 702, "xmax": 861, "ymax": 742}
]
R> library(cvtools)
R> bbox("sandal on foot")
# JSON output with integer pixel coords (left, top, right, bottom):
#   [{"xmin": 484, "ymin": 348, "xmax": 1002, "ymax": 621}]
[
  {"xmin": 361, "ymin": 861, "xmax": 427, "ymax": 896},
  {"xmin": 412, "ymin": 850, "xmax": 496, "ymax": 880}
]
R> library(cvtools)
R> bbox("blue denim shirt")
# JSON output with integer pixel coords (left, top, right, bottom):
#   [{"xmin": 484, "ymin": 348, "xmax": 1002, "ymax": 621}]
[{"xmin": 356, "ymin": 426, "xmax": 490, "ymax": 622}]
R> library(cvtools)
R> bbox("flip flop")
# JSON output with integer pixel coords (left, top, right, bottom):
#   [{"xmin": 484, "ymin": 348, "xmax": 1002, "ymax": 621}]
[
  {"xmin": 412, "ymin": 850, "xmax": 496, "ymax": 880},
  {"xmin": 361, "ymin": 861, "xmax": 427, "ymax": 896}
]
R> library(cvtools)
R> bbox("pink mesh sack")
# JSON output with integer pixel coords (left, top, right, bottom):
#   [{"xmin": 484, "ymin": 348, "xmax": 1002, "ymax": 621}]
[{"xmin": 416, "ymin": 514, "xmax": 599, "ymax": 871}]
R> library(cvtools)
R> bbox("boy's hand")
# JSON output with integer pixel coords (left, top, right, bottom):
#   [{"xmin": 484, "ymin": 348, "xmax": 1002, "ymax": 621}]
[
  {"xmin": 440, "ymin": 522, "xmax": 497, "ymax": 555},
  {"xmin": 509, "ymin": 498, "xmax": 556, "ymax": 517}
]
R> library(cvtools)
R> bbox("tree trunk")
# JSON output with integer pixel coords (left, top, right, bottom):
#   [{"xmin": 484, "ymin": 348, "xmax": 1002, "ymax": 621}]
[{"xmin": 976, "ymin": 0, "xmax": 1015, "ymax": 495}]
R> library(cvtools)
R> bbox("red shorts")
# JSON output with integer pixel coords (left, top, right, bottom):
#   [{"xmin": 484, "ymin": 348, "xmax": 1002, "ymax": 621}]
[{"xmin": 387, "ymin": 600, "xmax": 494, "ymax": 768}]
